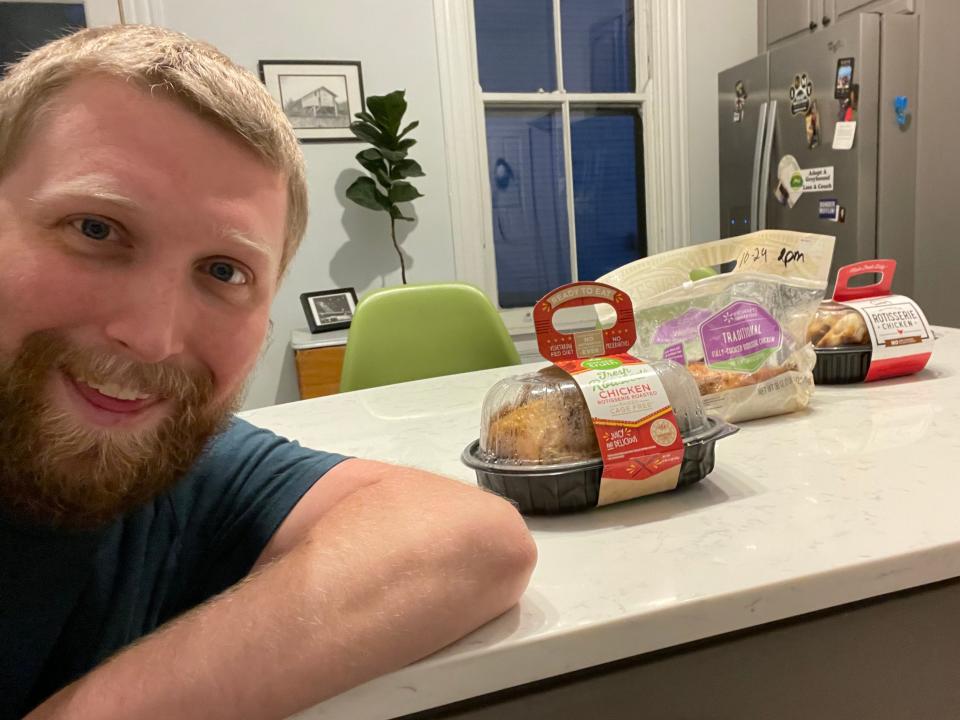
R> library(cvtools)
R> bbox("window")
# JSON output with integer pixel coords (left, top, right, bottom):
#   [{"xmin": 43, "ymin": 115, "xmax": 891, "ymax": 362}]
[
  {"xmin": 0, "ymin": 0, "xmax": 122, "ymax": 74},
  {"xmin": 474, "ymin": 0, "xmax": 647, "ymax": 310},
  {"xmin": 435, "ymin": 0, "xmax": 689, "ymax": 334},
  {"xmin": 0, "ymin": 2, "xmax": 86, "ymax": 73}
]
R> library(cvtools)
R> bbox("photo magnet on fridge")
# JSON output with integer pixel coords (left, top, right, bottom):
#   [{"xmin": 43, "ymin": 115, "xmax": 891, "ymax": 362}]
[
  {"xmin": 839, "ymin": 83, "xmax": 859, "ymax": 122},
  {"xmin": 805, "ymin": 101, "xmax": 821, "ymax": 149},
  {"xmin": 835, "ymin": 58, "xmax": 854, "ymax": 100},
  {"xmin": 789, "ymin": 73, "xmax": 813, "ymax": 115},
  {"xmin": 733, "ymin": 80, "xmax": 747, "ymax": 123}
]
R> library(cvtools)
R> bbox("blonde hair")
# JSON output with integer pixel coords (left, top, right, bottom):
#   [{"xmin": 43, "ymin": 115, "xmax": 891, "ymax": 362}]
[{"xmin": 0, "ymin": 24, "xmax": 307, "ymax": 273}]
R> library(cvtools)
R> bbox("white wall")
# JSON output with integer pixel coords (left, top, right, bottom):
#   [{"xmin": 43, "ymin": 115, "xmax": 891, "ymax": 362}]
[
  {"xmin": 684, "ymin": 0, "xmax": 758, "ymax": 244},
  {"xmin": 147, "ymin": 1, "xmax": 759, "ymax": 407},
  {"xmin": 154, "ymin": 0, "xmax": 457, "ymax": 409}
]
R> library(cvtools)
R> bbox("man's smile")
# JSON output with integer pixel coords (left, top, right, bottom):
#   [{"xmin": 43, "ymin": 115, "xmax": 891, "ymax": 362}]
[{"xmin": 59, "ymin": 369, "xmax": 166, "ymax": 427}]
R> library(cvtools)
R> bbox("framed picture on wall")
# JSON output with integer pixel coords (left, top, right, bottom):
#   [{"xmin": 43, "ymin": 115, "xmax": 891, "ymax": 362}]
[
  {"xmin": 258, "ymin": 60, "xmax": 364, "ymax": 143},
  {"xmin": 300, "ymin": 288, "xmax": 359, "ymax": 333}
]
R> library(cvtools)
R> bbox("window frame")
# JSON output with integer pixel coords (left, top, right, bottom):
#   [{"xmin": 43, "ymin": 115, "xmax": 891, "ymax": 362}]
[
  {"xmin": 0, "ymin": 0, "xmax": 122, "ymax": 27},
  {"xmin": 117, "ymin": 0, "xmax": 162, "ymax": 25},
  {"xmin": 434, "ymin": 0, "xmax": 690, "ymax": 334}
]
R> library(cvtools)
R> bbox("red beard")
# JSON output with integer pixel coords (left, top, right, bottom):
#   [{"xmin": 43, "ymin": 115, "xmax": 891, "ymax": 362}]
[{"xmin": 0, "ymin": 331, "xmax": 238, "ymax": 530}]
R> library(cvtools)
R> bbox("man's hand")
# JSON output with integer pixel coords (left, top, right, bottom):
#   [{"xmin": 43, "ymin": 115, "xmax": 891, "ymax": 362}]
[{"xmin": 26, "ymin": 460, "xmax": 537, "ymax": 719}]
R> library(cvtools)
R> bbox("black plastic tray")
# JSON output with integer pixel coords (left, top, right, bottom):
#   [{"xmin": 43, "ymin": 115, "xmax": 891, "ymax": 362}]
[
  {"xmin": 812, "ymin": 346, "xmax": 872, "ymax": 384},
  {"xmin": 462, "ymin": 417, "xmax": 738, "ymax": 515}
]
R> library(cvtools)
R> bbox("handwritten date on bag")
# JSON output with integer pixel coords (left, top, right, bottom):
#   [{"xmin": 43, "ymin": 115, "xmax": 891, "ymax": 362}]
[
  {"xmin": 739, "ymin": 247, "xmax": 768, "ymax": 266},
  {"xmin": 738, "ymin": 247, "xmax": 806, "ymax": 269}
]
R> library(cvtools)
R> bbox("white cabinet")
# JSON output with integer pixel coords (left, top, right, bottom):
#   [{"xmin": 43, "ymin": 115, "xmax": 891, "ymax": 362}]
[
  {"xmin": 765, "ymin": 0, "xmax": 820, "ymax": 46},
  {"xmin": 836, "ymin": 0, "xmax": 914, "ymax": 21},
  {"xmin": 762, "ymin": 0, "xmax": 833, "ymax": 49},
  {"xmin": 759, "ymin": 0, "xmax": 914, "ymax": 51}
]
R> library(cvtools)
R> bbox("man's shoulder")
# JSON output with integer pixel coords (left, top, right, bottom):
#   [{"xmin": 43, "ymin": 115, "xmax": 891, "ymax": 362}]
[
  {"xmin": 151, "ymin": 417, "xmax": 347, "ymax": 609},
  {"xmin": 206, "ymin": 415, "xmax": 274, "ymax": 450},
  {"xmin": 188, "ymin": 417, "xmax": 289, "ymax": 473},
  {"xmin": 169, "ymin": 416, "xmax": 347, "ymax": 513}
]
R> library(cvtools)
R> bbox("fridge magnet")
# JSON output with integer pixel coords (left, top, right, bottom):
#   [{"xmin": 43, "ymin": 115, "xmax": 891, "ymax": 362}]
[
  {"xmin": 838, "ymin": 83, "xmax": 859, "ymax": 122},
  {"xmin": 733, "ymin": 80, "xmax": 747, "ymax": 123},
  {"xmin": 300, "ymin": 288, "xmax": 359, "ymax": 333},
  {"xmin": 259, "ymin": 60, "xmax": 365, "ymax": 143},
  {"xmin": 832, "ymin": 121, "xmax": 857, "ymax": 150},
  {"xmin": 789, "ymin": 73, "xmax": 814, "ymax": 115},
  {"xmin": 804, "ymin": 100, "xmax": 821, "ymax": 149},
  {"xmin": 818, "ymin": 198, "xmax": 839, "ymax": 221},
  {"xmin": 799, "ymin": 165, "xmax": 834, "ymax": 192},
  {"xmin": 834, "ymin": 58, "xmax": 854, "ymax": 100},
  {"xmin": 774, "ymin": 155, "xmax": 803, "ymax": 208},
  {"xmin": 894, "ymin": 95, "xmax": 909, "ymax": 127}
]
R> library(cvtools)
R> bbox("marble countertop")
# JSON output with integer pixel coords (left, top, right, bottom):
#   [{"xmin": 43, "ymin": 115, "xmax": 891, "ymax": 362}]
[{"xmin": 241, "ymin": 327, "xmax": 960, "ymax": 720}]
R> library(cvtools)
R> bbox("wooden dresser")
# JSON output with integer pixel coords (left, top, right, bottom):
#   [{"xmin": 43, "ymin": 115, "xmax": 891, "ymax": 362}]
[{"xmin": 291, "ymin": 328, "xmax": 348, "ymax": 399}]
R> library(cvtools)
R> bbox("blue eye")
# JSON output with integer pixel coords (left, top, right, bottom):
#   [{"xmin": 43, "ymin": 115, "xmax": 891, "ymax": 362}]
[
  {"xmin": 76, "ymin": 217, "xmax": 113, "ymax": 240},
  {"xmin": 207, "ymin": 261, "xmax": 246, "ymax": 285}
]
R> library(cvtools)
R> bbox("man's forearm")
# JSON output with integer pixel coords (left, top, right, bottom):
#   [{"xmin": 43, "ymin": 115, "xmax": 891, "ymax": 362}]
[{"xmin": 27, "ymin": 469, "xmax": 537, "ymax": 719}]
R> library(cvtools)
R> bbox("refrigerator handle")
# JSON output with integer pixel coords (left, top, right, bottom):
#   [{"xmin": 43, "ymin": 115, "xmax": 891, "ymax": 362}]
[
  {"xmin": 758, "ymin": 100, "xmax": 777, "ymax": 231},
  {"xmin": 750, "ymin": 101, "xmax": 768, "ymax": 233}
]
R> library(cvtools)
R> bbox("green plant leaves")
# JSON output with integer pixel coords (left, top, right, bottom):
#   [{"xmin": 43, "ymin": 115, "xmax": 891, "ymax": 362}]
[
  {"xmin": 389, "ymin": 205, "xmax": 415, "ymax": 221},
  {"xmin": 349, "ymin": 120, "xmax": 384, "ymax": 145},
  {"xmin": 390, "ymin": 160, "xmax": 424, "ymax": 180},
  {"xmin": 355, "ymin": 146, "xmax": 404, "ymax": 164},
  {"xmin": 347, "ymin": 89, "xmax": 424, "ymax": 241},
  {"xmin": 391, "ymin": 159, "xmax": 425, "ymax": 179},
  {"xmin": 379, "ymin": 147, "xmax": 409, "ymax": 163},
  {"xmin": 346, "ymin": 176, "xmax": 389, "ymax": 212},
  {"xmin": 398, "ymin": 120, "xmax": 420, "ymax": 139},
  {"xmin": 367, "ymin": 90, "xmax": 407, "ymax": 137},
  {"xmin": 355, "ymin": 150, "xmax": 390, "ymax": 188},
  {"xmin": 356, "ymin": 148, "xmax": 383, "ymax": 164},
  {"xmin": 388, "ymin": 181, "xmax": 424, "ymax": 203}
]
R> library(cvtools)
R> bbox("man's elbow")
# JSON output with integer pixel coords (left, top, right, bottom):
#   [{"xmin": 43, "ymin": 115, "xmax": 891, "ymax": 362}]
[{"xmin": 468, "ymin": 494, "xmax": 538, "ymax": 613}]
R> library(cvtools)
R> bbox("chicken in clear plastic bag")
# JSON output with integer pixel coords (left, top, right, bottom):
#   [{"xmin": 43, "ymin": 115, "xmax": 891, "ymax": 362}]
[{"xmin": 597, "ymin": 230, "xmax": 835, "ymax": 423}]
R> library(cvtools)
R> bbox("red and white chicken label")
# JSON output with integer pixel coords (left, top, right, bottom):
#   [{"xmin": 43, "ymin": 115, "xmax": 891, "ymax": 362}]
[{"xmin": 534, "ymin": 282, "xmax": 682, "ymax": 505}]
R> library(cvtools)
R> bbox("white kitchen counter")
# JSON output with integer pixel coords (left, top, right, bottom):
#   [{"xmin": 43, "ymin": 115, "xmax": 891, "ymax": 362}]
[{"xmin": 240, "ymin": 327, "xmax": 960, "ymax": 720}]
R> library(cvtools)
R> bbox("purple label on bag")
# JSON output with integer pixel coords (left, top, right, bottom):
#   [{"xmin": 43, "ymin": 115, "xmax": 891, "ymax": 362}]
[
  {"xmin": 652, "ymin": 308, "xmax": 713, "ymax": 344},
  {"xmin": 662, "ymin": 342, "xmax": 686, "ymax": 365},
  {"xmin": 699, "ymin": 301, "xmax": 782, "ymax": 373}
]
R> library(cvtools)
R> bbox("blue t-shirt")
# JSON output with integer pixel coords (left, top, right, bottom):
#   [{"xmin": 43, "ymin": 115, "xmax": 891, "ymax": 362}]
[{"xmin": 0, "ymin": 417, "xmax": 347, "ymax": 718}]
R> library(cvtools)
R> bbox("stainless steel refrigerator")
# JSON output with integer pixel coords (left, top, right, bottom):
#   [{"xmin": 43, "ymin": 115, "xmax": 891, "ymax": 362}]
[{"xmin": 718, "ymin": 13, "xmax": 919, "ymax": 296}]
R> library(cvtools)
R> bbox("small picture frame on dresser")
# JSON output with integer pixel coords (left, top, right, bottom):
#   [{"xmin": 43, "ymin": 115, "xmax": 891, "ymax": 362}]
[{"xmin": 300, "ymin": 288, "xmax": 358, "ymax": 333}]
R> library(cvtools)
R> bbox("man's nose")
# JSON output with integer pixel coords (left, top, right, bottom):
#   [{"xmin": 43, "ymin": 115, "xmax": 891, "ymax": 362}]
[{"xmin": 102, "ymin": 272, "xmax": 189, "ymax": 363}]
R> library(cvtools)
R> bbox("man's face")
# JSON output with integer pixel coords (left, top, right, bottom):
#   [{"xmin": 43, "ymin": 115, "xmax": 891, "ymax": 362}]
[{"xmin": 0, "ymin": 75, "xmax": 289, "ymax": 528}]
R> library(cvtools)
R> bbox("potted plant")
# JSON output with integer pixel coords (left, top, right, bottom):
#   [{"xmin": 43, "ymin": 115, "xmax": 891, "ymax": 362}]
[{"xmin": 345, "ymin": 90, "xmax": 424, "ymax": 284}]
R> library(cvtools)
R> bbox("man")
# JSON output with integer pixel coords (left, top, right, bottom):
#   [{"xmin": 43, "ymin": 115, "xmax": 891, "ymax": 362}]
[{"xmin": 0, "ymin": 25, "xmax": 537, "ymax": 719}]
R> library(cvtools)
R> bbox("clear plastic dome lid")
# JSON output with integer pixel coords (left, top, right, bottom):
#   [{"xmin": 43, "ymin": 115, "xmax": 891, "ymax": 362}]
[
  {"xmin": 807, "ymin": 301, "xmax": 870, "ymax": 349},
  {"xmin": 478, "ymin": 360, "xmax": 709, "ymax": 466}
]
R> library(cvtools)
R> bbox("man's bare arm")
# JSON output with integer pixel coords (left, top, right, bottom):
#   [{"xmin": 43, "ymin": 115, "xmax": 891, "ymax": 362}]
[{"xmin": 26, "ymin": 461, "xmax": 537, "ymax": 720}]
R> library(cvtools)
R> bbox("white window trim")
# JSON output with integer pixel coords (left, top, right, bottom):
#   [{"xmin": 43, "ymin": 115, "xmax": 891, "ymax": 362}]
[
  {"xmin": 118, "ymin": 0, "xmax": 164, "ymax": 24},
  {"xmin": 433, "ymin": 0, "xmax": 690, "ymax": 334},
  {"xmin": 86, "ymin": 0, "xmax": 122, "ymax": 25}
]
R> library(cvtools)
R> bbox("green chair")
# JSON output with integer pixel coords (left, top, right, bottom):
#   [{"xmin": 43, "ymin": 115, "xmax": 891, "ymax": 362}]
[{"xmin": 339, "ymin": 282, "xmax": 521, "ymax": 392}]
